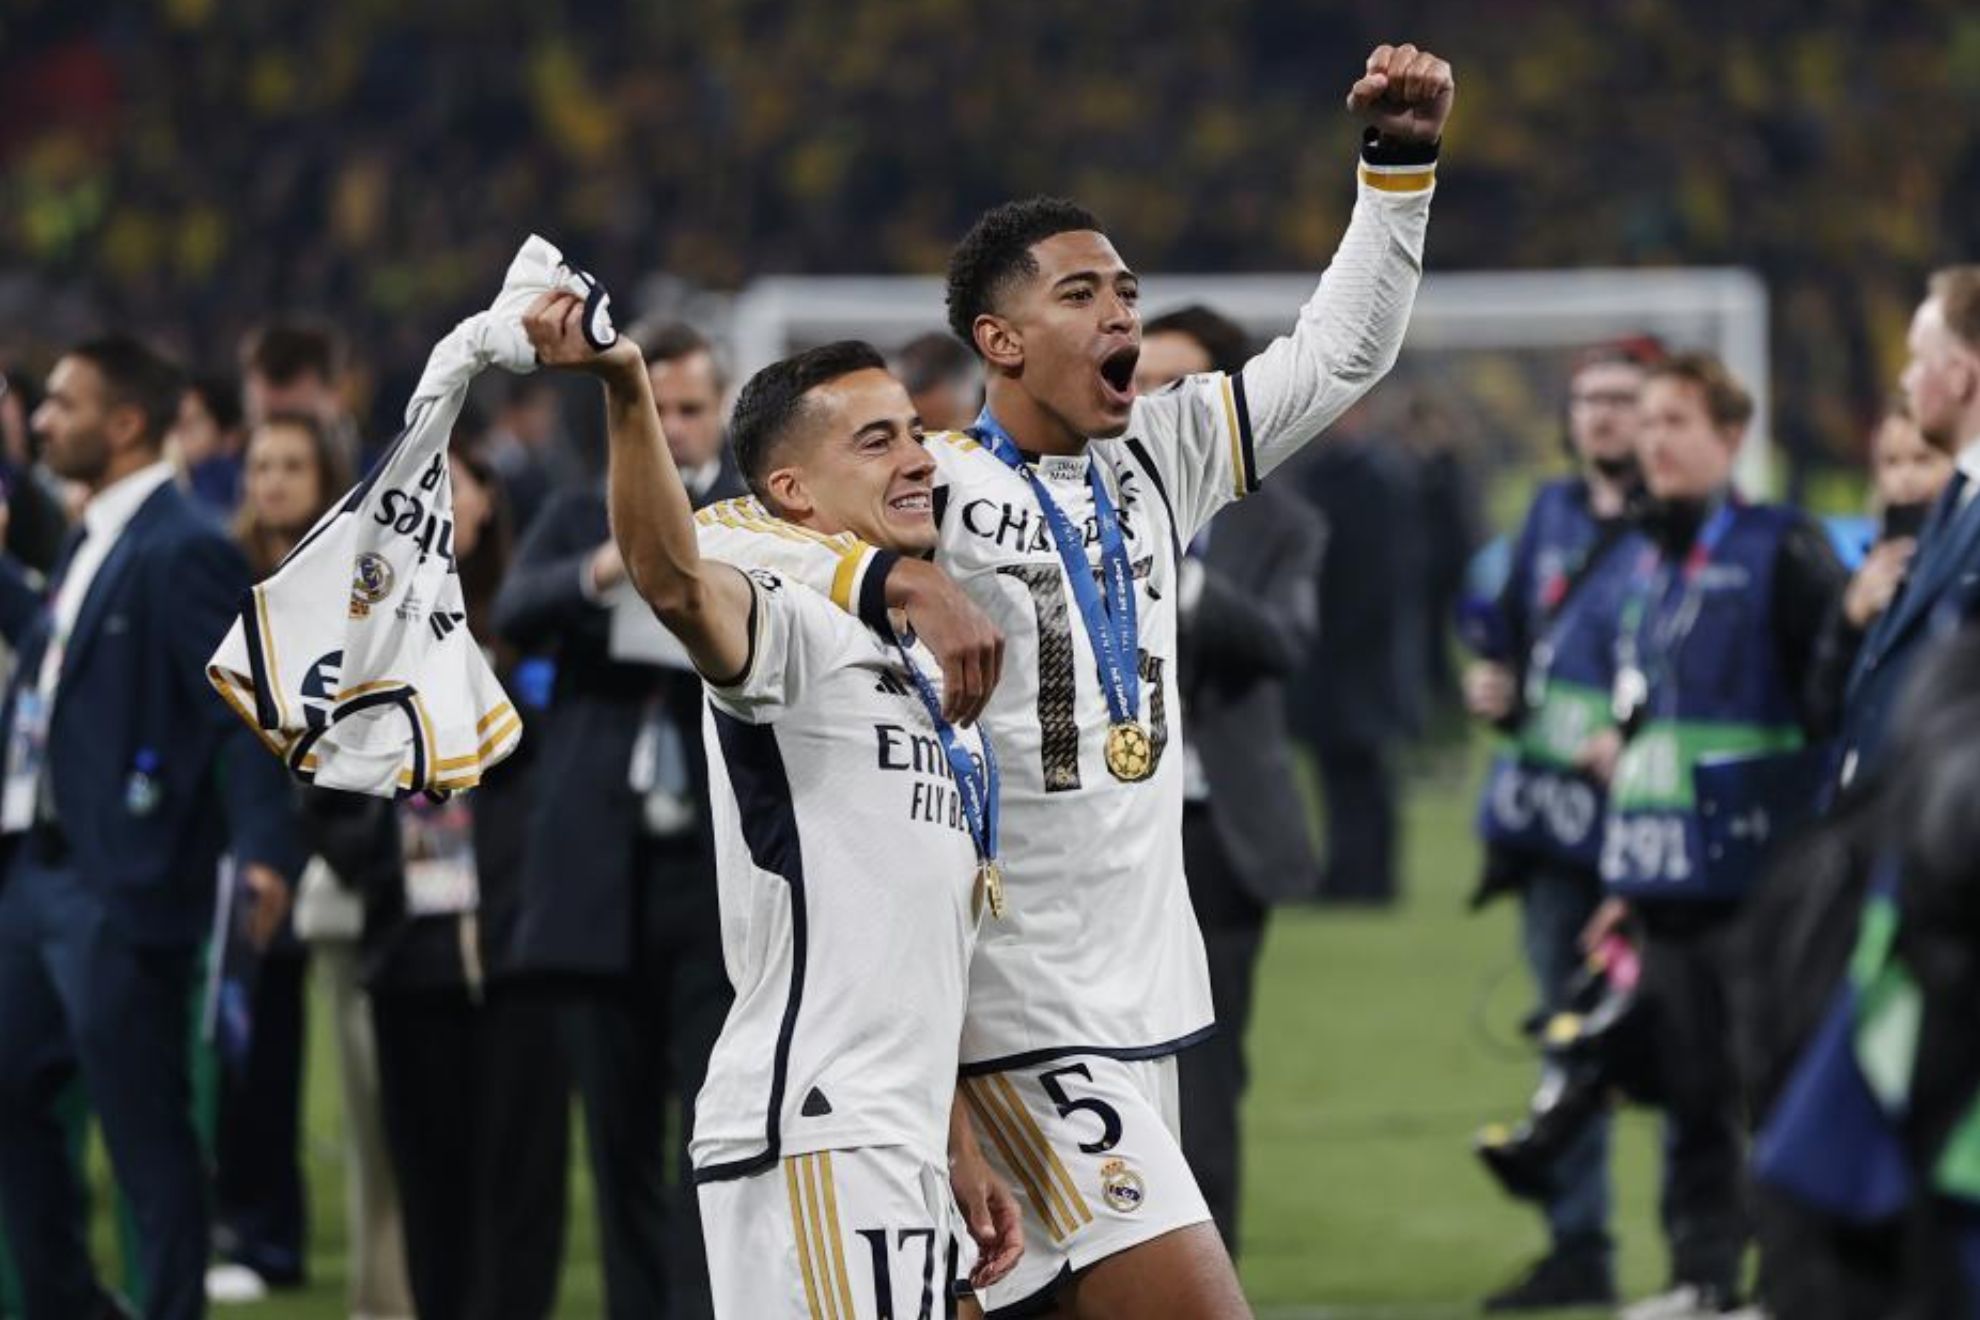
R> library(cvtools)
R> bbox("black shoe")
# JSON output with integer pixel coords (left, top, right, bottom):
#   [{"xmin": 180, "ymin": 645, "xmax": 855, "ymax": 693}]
[{"xmin": 1483, "ymin": 1242, "xmax": 1617, "ymax": 1312}]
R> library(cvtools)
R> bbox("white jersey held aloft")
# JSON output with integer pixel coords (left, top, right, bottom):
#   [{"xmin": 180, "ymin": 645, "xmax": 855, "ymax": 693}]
[{"xmin": 207, "ymin": 234, "xmax": 616, "ymax": 798}]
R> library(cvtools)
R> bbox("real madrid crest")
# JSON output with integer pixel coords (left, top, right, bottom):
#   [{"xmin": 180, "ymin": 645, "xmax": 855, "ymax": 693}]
[
  {"xmin": 349, "ymin": 552, "xmax": 395, "ymax": 619},
  {"xmin": 1099, "ymin": 1158, "xmax": 1145, "ymax": 1213}
]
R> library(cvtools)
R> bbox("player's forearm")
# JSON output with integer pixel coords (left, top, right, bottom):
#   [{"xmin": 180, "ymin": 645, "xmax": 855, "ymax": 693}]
[
  {"xmin": 600, "ymin": 363, "xmax": 751, "ymax": 673},
  {"xmin": 1241, "ymin": 140, "xmax": 1436, "ymax": 481}
]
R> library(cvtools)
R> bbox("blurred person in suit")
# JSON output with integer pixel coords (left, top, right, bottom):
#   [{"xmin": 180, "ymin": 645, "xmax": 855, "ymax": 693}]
[
  {"xmin": 1829, "ymin": 268, "xmax": 1980, "ymax": 800},
  {"xmin": 1136, "ymin": 305, "xmax": 1326, "ymax": 1257},
  {"xmin": 0, "ymin": 336, "xmax": 301, "ymax": 1320},
  {"xmin": 492, "ymin": 320, "xmax": 745, "ymax": 1320},
  {"xmin": 895, "ymin": 330, "xmax": 982, "ymax": 432},
  {"xmin": 1283, "ymin": 410, "xmax": 1425, "ymax": 905},
  {"xmin": 368, "ymin": 438, "xmax": 568, "ymax": 1320}
]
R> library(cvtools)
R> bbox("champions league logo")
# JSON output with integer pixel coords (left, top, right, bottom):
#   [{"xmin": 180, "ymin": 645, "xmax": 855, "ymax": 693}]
[{"xmin": 349, "ymin": 552, "xmax": 395, "ymax": 619}]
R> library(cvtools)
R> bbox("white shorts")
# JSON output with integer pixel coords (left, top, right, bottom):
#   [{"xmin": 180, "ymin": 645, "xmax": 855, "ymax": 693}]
[
  {"xmin": 698, "ymin": 1146, "xmax": 957, "ymax": 1319},
  {"xmin": 961, "ymin": 1054, "xmax": 1213, "ymax": 1315}
]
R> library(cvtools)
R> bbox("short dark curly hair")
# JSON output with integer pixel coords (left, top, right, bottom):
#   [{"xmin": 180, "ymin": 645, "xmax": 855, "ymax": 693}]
[
  {"xmin": 945, "ymin": 197, "xmax": 1103, "ymax": 355},
  {"xmin": 731, "ymin": 340, "xmax": 889, "ymax": 507}
]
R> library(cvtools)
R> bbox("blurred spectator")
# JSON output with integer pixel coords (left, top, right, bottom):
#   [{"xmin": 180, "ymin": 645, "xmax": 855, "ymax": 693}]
[
  {"xmin": 171, "ymin": 375, "xmax": 247, "ymax": 518},
  {"xmin": 485, "ymin": 375, "xmax": 577, "ymax": 539},
  {"xmin": 1828, "ymin": 268, "xmax": 1980, "ymax": 799},
  {"xmin": 492, "ymin": 322, "xmax": 745, "ymax": 1319},
  {"xmin": 239, "ymin": 322, "xmax": 360, "ymax": 471},
  {"xmin": 0, "ymin": 372, "xmax": 73, "ymax": 577},
  {"xmin": 1464, "ymin": 344, "xmax": 1654, "ymax": 1311},
  {"xmin": 895, "ymin": 330, "xmax": 981, "ymax": 432},
  {"xmin": 1284, "ymin": 419, "xmax": 1424, "ymax": 905},
  {"xmin": 1403, "ymin": 393, "xmax": 1487, "ymax": 734},
  {"xmin": 0, "ymin": 335, "xmax": 301, "ymax": 1320},
  {"xmin": 206, "ymin": 413, "xmax": 356, "ymax": 1303},
  {"xmin": 368, "ymin": 439, "xmax": 568, "ymax": 1320},
  {"xmin": 1585, "ymin": 353, "xmax": 1845, "ymax": 1318},
  {"xmin": 222, "ymin": 412, "xmax": 415, "ymax": 1317},
  {"xmin": 1138, "ymin": 306, "xmax": 1326, "ymax": 1258},
  {"xmin": 635, "ymin": 321, "xmax": 733, "ymax": 499}
]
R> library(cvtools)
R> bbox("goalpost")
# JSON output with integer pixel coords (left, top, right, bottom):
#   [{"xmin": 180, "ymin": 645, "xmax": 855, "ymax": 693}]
[{"xmin": 727, "ymin": 268, "xmax": 1773, "ymax": 493}]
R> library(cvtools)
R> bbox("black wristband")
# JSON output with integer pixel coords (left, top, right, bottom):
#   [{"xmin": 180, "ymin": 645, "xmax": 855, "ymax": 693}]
[
  {"xmin": 858, "ymin": 549, "xmax": 902, "ymax": 634},
  {"xmin": 1360, "ymin": 126, "xmax": 1439, "ymax": 167}
]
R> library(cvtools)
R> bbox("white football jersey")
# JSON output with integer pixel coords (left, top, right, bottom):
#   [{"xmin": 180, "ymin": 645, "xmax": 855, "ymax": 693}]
[
  {"xmin": 696, "ymin": 162, "xmax": 1434, "ymax": 1069},
  {"xmin": 690, "ymin": 568, "xmax": 990, "ymax": 1180}
]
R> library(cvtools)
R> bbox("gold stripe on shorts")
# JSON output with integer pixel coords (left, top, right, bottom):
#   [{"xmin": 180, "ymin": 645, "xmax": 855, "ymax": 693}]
[
  {"xmin": 993, "ymin": 1074, "xmax": 1093, "ymax": 1230},
  {"xmin": 817, "ymin": 1152, "xmax": 859, "ymax": 1319},
  {"xmin": 785, "ymin": 1156, "xmax": 828, "ymax": 1320},
  {"xmin": 963, "ymin": 1080, "xmax": 1067, "ymax": 1242}
]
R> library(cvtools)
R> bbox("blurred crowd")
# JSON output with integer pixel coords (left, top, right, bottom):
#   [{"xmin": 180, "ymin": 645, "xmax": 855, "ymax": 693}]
[{"xmin": 4, "ymin": 0, "xmax": 1980, "ymax": 470}]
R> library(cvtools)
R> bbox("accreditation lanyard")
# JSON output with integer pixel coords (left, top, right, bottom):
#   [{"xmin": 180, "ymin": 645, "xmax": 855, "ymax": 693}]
[
  {"xmin": 1615, "ymin": 499, "xmax": 1737, "ymax": 719},
  {"xmin": 970, "ymin": 408, "xmax": 1141, "ymax": 728},
  {"xmin": 892, "ymin": 633, "xmax": 1002, "ymax": 889}
]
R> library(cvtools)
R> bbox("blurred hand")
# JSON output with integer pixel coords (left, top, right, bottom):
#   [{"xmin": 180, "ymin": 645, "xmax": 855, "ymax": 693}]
[
  {"xmin": 1462, "ymin": 660, "xmax": 1516, "ymax": 723},
  {"xmin": 588, "ymin": 540, "xmax": 628, "ymax": 595},
  {"xmin": 890, "ymin": 558, "xmax": 1004, "ymax": 726},
  {"xmin": 950, "ymin": 1121, "xmax": 1024, "ymax": 1290},
  {"xmin": 239, "ymin": 863, "xmax": 291, "ymax": 952},
  {"xmin": 1844, "ymin": 537, "xmax": 1915, "ymax": 629},
  {"xmin": 1575, "ymin": 728, "xmax": 1624, "ymax": 786},
  {"xmin": 1346, "ymin": 43, "xmax": 1455, "ymax": 143},
  {"xmin": 1581, "ymin": 896, "xmax": 1632, "ymax": 955},
  {"xmin": 522, "ymin": 290, "xmax": 641, "ymax": 378}
]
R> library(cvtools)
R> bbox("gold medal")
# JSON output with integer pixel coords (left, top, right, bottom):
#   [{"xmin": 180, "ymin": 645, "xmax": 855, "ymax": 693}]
[
  {"xmin": 1104, "ymin": 721, "xmax": 1154, "ymax": 782},
  {"xmin": 977, "ymin": 859, "xmax": 1007, "ymax": 920}
]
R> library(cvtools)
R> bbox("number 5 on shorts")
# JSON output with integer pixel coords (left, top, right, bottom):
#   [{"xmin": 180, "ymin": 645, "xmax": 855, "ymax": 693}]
[{"xmin": 1039, "ymin": 1064, "xmax": 1123, "ymax": 1154}]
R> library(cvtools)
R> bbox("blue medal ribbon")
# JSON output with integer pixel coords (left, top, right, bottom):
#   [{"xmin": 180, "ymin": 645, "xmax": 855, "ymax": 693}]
[
  {"xmin": 891, "ymin": 634, "xmax": 1000, "ymax": 884},
  {"xmin": 970, "ymin": 408, "xmax": 1141, "ymax": 728}
]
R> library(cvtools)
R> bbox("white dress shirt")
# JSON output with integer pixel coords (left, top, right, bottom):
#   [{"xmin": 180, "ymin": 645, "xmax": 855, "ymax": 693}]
[{"xmin": 37, "ymin": 459, "xmax": 177, "ymax": 701}]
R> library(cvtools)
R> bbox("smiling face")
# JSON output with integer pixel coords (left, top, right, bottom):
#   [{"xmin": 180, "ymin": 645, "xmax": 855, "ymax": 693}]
[
  {"xmin": 985, "ymin": 230, "xmax": 1142, "ymax": 440},
  {"xmin": 762, "ymin": 367, "xmax": 936, "ymax": 555}
]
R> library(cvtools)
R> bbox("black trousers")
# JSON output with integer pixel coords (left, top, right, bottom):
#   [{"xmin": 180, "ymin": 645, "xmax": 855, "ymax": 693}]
[
  {"xmin": 1314, "ymin": 736, "xmax": 1398, "ymax": 903},
  {"xmin": 214, "ymin": 947, "xmax": 308, "ymax": 1284},
  {"xmin": 1639, "ymin": 906, "xmax": 1749, "ymax": 1295},
  {"xmin": 372, "ymin": 981, "xmax": 569, "ymax": 1320},
  {"xmin": 558, "ymin": 836, "xmax": 732, "ymax": 1320},
  {"xmin": 1177, "ymin": 804, "xmax": 1268, "ymax": 1258}
]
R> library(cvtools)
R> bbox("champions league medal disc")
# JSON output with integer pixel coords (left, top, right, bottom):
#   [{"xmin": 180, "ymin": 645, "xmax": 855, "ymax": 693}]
[
  {"xmin": 1104, "ymin": 721, "xmax": 1154, "ymax": 782},
  {"xmin": 978, "ymin": 859, "xmax": 1007, "ymax": 920}
]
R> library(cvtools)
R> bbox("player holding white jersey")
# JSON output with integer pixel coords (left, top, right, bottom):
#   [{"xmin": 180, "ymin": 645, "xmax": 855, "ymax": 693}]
[
  {"xmin": 523, "ymin": 299, "xmax": 1024, "ymax": 1318},
  {"xmin": 696, "ymin": 45, "xmax": 1453, "ymax": 1317}
]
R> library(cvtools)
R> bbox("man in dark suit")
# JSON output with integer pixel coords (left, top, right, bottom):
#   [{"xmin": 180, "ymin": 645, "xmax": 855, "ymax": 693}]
[
  {"xmin": 492, "ymin": 322, "xmax": 742, "ymax": 1320},
  {"xmin": 1138, "ymin": 307, "xmax": 1327, "ymax": 1256},
  {"xmin": 1834, "ymin": 266, "xmax": 1980, "ymax": 798},
  {"xmin": 0, "ymin": 336, "xmax": 299, "ymax": 1320}
]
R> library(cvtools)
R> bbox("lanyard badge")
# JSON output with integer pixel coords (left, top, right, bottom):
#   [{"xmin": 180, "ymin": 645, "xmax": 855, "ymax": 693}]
[{"xmin": 971, "ymin": 409, "xmax": 1152, "ymax": 783}]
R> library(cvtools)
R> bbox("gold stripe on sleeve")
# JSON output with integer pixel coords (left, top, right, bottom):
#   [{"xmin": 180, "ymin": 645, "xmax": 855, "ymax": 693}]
[
  {"xmin": 1219, "ymin": 375, "xmax": 1247, "ymax": 501},
  {"xmin": 828, "ymin": 547, "xmax": 868, "ymax": 612}
]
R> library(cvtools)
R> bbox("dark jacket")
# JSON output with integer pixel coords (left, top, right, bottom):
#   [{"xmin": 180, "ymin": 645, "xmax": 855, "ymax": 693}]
[
  {"xmin": 0, "ymin": 480, "xmax": 301, "ymax": 945},
  {"xmin": 491, "ymin": 459, "xmax": 745, "ymax": 977},
  {"xmin": 1181, "ymin": 484, "xmax": 1327, "ymax": 904}
]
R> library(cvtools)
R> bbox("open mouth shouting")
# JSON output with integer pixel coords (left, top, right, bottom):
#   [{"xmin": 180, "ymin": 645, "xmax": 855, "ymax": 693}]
[{"xmin": 1097, "ymin": 343, "xmax": 1140, "ymax": 414}]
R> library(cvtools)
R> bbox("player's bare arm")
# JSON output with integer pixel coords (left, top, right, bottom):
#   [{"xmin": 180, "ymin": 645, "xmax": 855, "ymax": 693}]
[
  {"xmin": 523, "ymin": 289, "xmax": 755, "ymax": 680},
  {"xmin": 949, "ymin": 1095, "xmax": 1025, "ymax": 1294}
]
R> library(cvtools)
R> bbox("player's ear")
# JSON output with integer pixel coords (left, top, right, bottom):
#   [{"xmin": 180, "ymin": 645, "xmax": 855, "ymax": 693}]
[
  {"xmin": 974, "ymin": 314, "xmax": 1023, "ymax": 373},
  {"xmin": 764, "ymin": 465, "xmax": 811, "ymax": 521}
]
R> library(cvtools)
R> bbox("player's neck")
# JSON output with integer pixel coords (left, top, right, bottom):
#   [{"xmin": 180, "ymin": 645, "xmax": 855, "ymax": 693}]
[{"xmin": 985, "ymin": 379, "xmax": 1087, "ymax": 457}]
